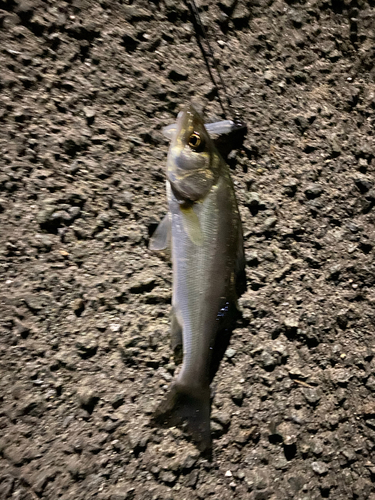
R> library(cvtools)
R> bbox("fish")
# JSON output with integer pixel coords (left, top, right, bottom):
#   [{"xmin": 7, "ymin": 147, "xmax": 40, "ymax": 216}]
[{"xmin": 150, "ymin": 104, "xmax": 246, "ymax": 452}]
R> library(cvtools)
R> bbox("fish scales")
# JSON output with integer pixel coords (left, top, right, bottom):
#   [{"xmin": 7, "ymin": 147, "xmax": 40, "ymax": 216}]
[{"xmin": 170, "ymin": 175, "xmax": 238, "ymax": 383}]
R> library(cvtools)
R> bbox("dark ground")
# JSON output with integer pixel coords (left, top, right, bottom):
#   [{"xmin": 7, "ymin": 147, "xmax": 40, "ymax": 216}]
[{"xmin": 1, "ymin": 0, "xmax": 375, "ymax": 498}]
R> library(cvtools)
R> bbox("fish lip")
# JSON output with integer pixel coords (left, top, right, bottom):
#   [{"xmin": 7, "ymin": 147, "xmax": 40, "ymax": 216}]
[{"xmin": 171, "ymin": 104, "xmax": 199, "ymax": 148}]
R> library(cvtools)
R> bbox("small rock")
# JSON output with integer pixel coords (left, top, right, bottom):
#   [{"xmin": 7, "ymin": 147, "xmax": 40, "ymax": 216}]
[
  {"xmin": 293, "ymin": 71, "xmax": 307, "ymax": 83},
  {"xmin": 111, "ymin": 393, "xmax": 125, "ymax": 409},
  {"xmin": 109, "ymin": 323, "xmax": 122, "ymax": 333},
  {"xmin": 14, "ymin": 319, "xmax": 30, "ymax": 338},
  {"xmin": 117, "ymin": 191, "xmax": 134, "ymax": 206},
  {"xmin": 246, "ymin": 251, "xmax": 259, "ymax": 267},
  {"xmin": 168, "ymin": 66, "xmax": 188, "ymax": 81},
  {"xmin": 361, "ymin": 401, "xmax": 375, "ymax": 417},
  {"xmin": 245, "ymin": 192, "xmax": 260, "ymax": 208},
  {"xmin": 71, "ymin": 298, "xmax": 85, "ymax": 316},
  {"xmin": 277, "ymin": 422, "xmax": 298, "ymax": 446},
  {"xmin": 159, "ymin": 471, "xmax": 177, "ymax": 484},
  {"xmin": 259, "ymin": 350, "xmax": 276, "ymax": 371},
  {"xmin": 304, "ymin": 184, "xmax": 323, "ymax": 199},
  {"xmin": 330, "ymin": 140, "xmax": 341, "ymax": 157},
  {"xmin": 283, "ymin": 179, "xmax": 298, "ymax": 196},
  {"xmin": 311, "ymin": 461, "xmax": 328, "ymax": 475},
  {"xmin": 264, "ymin": 70, "xmax": 274, "ymax": 84},
  {"xmin": 353, "ymin": 478, "xmax": 373, "ymax": 499},
  {"xmin": 328, "ymin": 49, "xmax": 341, "ymax": 62},
  {"xmin": 17, "ymin": 396, "xmax": 45, "ymax": 417},
  {"xmin": 3, "ymin": 445, "xmax": 26, "ymax": 466},
  {"xmin": 37, "ymin": 205, "xmax": 56, "ymax": 226},
  {"xmin": 354, "ymin": 177, "xmax": 373, "ymax": 194},
  {"xmin": 232, "ymin": 5, "xmax": 250, "ymax": 27},
  {"xmin": 365, "ymin": 418, "xmax": 375, "ymax": 430},
  {"xmin": 127, "ymin": 431, "xmax": 149, "ymax": 453},
  {"xmin": 274, "ymin": 455, "xmax": 289, "ymax": 471},
  {"xmin": 336, "ymin": 309, "xmax": 349, "ymax": 329},
  {"xmin": 181, "ymin": 451, "xmax": 199, "ymax": 470},
  {"xmin": 77, "ymin": 386, "xmax": 99, "ymax": 413},
  {"xmin": 225, "ymin": 347, "xmax": 236, "ymax": 359},
  {"xmin": 111, "ymin": 439, "xmax": 122, "ymax": 452},
  {"xmin": 251, "ymin": 468, "xmax": 269, "ymax": 490},
  {"xmin": 341, "ymin": 447, "xmax": 356, "ymax": 463},
  {"xmin": 128, "ymin": 275, "xmax": 156, "ymax": 294},
  {"xmin": 357, "ymin": 158, "xmax": 368, "ymax": 171},
  {"xmin": 328, "ymin": 264, "xmax": 341, "ymax": 281},
  {"xmin": 67, "ymin": 457, "xmax": 86, "ymax": 480},
  {"xmin": 311, "ymin": 440, "xmax": 323, "ymax": 456},
  {"xmin": 33, "ymin": 233, "xmax": 54, "ymax": 251},
  {"xmin": 211, "ymin": 410, "xmax": 231, "ymax": 428},
  {"xmin": 32, "ymin": 469, "xmax": 57, "ymax": 495},
  {"xmin": 294, "ymin": 115, "xmax": 309, "ymax": 132},
  {"xmin": 329, "ymin": 368, "xmax": 351, "ymax": 385},
  {"xmin": 365, "ymin": 376, "xmax": 375, "ymax": 392},
  {"xmin": 218, "ymin": 0, "xmax": 237, "ymax": 9},
  {"xmin": 76, "ymin": 335, "xmax": 98, "ymax": 359},
  {"xmin": 0, "ymin": 197, "xmax": 6, "ymax": 212},
  {"xmin": 68, "ymin": 206, "xmax": 81, "ymax": 220},
  {"xmin": 299, "ymin": 440, "xmax": 310, "ymax": 455},
  {"xmin": 303, "ymin": 387, "xmax": 322, "ymax": 405},
  {"xmin": 231, "ymin": 385, "xmax": 244, "ymax": 405},
  {"xmin": 121, "ymin": 33, "xmax": 139, "ymax": 52},
  {"xmin": 262, "ymin": 250, "xmax": 276, "ymax": 262},
  {"xmin": 263, "ymin": 216, "xmax": 277, "ymax": 231},
  {"xmin": 186, "ymin": 469, "xmax": 199, "ymax": 488},
  {"xmin": 234, "ymin": 427, "xmax": 259, "ymax": 445},
  {"xmin": 110, "ymin": 486, "xmax": 135, "ymax": 500},
  {"xmin": 68, "ymin": 162, "xmax": 81, "ymax": 175},
  {"xmin": 211, "ymin": 420, "xmax": 224, "ymax": 437},
  {"xmin": 83, "ymin": 106, "xmax": 96, "ymax": 121},
  {"xmin": 288, "ymin": 366, "xmax": 306, "ymax": 379},
  {"xmin": 284, "ymin": 317, "xmax": 299, "ymax": 333}
]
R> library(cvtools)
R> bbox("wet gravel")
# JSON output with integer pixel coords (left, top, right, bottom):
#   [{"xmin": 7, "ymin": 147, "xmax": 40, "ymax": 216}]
[{"xmin": 1, "ymin": 0, "xmax": 375, "ymax": 499}]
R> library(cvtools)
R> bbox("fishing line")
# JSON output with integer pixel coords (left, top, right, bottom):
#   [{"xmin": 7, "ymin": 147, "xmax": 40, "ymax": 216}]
[{"xmin": 186, "ymin": 0, "xmax": 237, "ymax": 122}]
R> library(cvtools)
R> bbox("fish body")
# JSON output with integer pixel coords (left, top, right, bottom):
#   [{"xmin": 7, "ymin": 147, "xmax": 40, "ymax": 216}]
[{"xmin": 150, "ymin": 105, "xmax": 245, "ymax": 451}]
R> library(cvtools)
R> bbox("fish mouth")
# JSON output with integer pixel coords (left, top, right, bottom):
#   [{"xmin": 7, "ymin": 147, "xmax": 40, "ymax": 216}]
[{"xmin": 171, "ymin": 105, "xmax": 199, "ymax": 149}]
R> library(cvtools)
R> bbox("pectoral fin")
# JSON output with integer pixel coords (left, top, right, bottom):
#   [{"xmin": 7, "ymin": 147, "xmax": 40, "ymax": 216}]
[
  {"xmin": 180, "ymin": 206, "xmax": 203, "ymax": 246},
  {"xmin": 149, "ymin": 214, "xmax": 171, "ymax": 251}
]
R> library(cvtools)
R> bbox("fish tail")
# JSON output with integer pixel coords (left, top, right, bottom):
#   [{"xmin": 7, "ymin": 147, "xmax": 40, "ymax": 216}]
[{"xmin": 151, "ymin": 381, "xmax": 211, "ymax": 453}]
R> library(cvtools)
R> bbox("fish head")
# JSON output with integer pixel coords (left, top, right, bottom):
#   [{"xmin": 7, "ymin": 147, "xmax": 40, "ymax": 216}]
[{"xmin": 167, "ymin": 105, "xmax": 219, "ymax": 202}]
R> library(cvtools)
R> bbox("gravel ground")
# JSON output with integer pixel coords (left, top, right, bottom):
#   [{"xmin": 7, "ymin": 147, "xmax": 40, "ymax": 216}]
[{"xmin": 1, "ymin": 0, "xmax": 375, "ymax": 499}]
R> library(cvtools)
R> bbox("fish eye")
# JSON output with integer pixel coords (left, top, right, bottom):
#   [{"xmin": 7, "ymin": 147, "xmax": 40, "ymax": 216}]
[{"xmin": 188, "ymin": 132, "xmax": 202, "ymax": 150}]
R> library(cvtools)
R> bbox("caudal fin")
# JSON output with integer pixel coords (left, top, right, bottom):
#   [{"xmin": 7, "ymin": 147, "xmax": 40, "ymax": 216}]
[{"xmin": 151, "ymin": 382, "xmax": 211, "ymax": 453}]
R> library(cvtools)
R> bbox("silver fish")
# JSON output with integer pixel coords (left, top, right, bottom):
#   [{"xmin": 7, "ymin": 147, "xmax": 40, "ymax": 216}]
[{"xmin": 150, "ymin": 104, "xmax": 246, "ymax": 451}]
